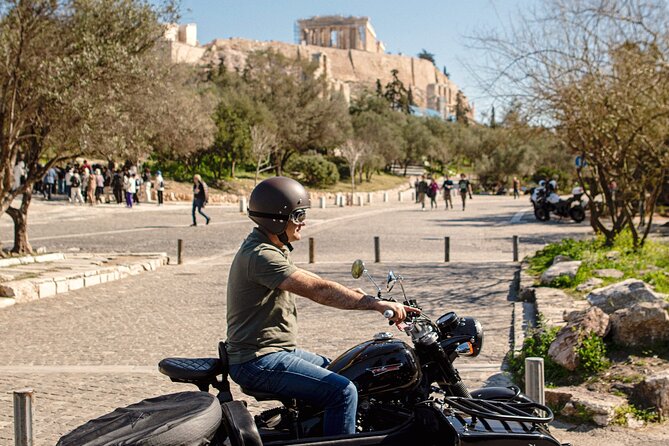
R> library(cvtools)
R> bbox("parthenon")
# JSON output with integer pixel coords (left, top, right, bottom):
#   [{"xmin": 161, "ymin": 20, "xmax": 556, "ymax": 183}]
[{"xmin": 297, "ymin": 16, "xmax": 385, "ymax": 53}]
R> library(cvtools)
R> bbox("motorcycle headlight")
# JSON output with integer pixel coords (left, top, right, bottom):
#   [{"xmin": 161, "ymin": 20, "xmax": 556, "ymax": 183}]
[{"xmin": 446, "ymin": 316, "xmax": 483, "ymax": 357}]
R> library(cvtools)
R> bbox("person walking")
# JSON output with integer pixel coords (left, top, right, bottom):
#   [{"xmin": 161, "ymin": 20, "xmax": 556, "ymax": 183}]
[
  {"xmin": 124, "ymin": 171, "xmax": 136, "ymax": 208},
  {"xmin": 64, "ymin": 168, "xmax": 73, "ymax": 202},
  {"xmin": 191, "ymin": 174, "xmax": 210, "ymax": 226},
  {"xmin": 70, "ymin": 171, "xmax": 84, "ymax": 205},
  {"xmin": 441, "ymin": 175, "xmax": 454, "ymax": 210},
  {"xmin": 226, "ymin": 176, "xmax": 410, "ymax": 437},
  {"xmin": 154, "ymin": 170, "xmax": 165, "ymax": 206},
  {"xmin": 428, "ymin": 178, "xmax": 439, "ymax": 210},
  {"xmin": 513, "ymin": 177, "xmax": 521, "ymax": 199},
  {"xmin": 143, "ymin": 168, "xmax": 152, "ymax": 203},
  {"xmin": 86, "ymin": 170, "xmax": 97, "ymax": 205},
  {"xmin": 417, "ymin": 175, "xmax": 428, "ymax": 211},
  {"xmin": 43, "ymin": 167, "xmax": 57, "ymax": 200},
  {"xmin": 112, "ymin": 170, "xmax": 123, "ymax": 204},
  {"xmin": 95, "ymin": 169, "xmax": 105, "ymax": 204},
  {"xmin": 458, "ymin": 173, "xmax": 473, "ymax": 211}
]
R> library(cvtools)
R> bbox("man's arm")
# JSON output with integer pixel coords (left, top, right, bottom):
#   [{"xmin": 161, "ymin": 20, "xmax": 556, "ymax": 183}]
[{"xmin": 279, "ymin": 269, "xmax": 407, "ymax": 322}]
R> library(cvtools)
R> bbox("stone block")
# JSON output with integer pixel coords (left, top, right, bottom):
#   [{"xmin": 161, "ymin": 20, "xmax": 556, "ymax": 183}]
[
  {"xmin": 632, "ymin": 371, "xmax": 669, "ymax": 417},
  {"xmin": 84, "ymin": 275, "xmax": 101, "ymax": 287},
  {"xmin": 587, "ymin": 279, "xmax": 664, "ymax": 314},
  {"xmin": 547, "ymin": 386, "xmax": 626, "ymax": 426},
  {"xmin": 34, "ymin": 253, "xmax": 65, "ymax": 263},
  {"xmin": 99, "ymin": 274, "xmax": 108, "ymax": 284},
  {"xmin": 55, "ymin": 280, "xmax": 69, "ymax": 294},
  {"xmin": 68, "ymin": 278, "xmax": 84, "ymax": 291},
  {"xmin": 0, "ymin": 297, "xmax": 15, "ymax": 309},
  {"xmin": 594, "ymin": 269, "xmax": 624, "ymax": 279},
  {"xmin": 540, "ymin": 261, "xmax": 582, "ymax": 285},
  {"xmin": 610, "ymin": 301, "xmax": 669, "ymax": 346},
  {"xmin": 0, "ymin": 281, "xmax": 38, "ymax": 303},
  {"xmin": 37, "ymin": 280, "xmax": 57, "ymax": 299}
]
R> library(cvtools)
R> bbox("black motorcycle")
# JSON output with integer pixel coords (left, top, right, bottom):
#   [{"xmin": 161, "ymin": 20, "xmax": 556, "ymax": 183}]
[
  {"xmin": 58, "ymin": 261, "xmax": 569, "ymax": 446},
  {"xmin": 532, "ymin": 187, "xmax": 586, "ymax": 223}
]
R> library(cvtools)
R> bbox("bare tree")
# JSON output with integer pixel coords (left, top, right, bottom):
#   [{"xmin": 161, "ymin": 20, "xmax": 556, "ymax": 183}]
[
  {"xmin": 338, "ymin": 139, "xmax": 370, "ymax": 192},
  {"xmin": 250, "ymin": 124, "xmax": 276, "ymax": 185},
  {"xmin": 475, "ymin": 0, "xmax": 669, "ymax": 247}
]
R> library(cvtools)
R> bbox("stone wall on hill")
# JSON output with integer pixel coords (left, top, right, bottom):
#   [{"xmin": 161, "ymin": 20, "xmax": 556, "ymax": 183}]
[{"xmin": 182, "ymin": 37, "xmax": 473, "ymax": 120}]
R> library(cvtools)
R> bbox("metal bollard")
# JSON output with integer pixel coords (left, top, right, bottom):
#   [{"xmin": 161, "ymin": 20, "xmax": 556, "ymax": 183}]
[
  {"xmin": 319, "ymin": 196, "xmax": 326, "ymax": 209},
  {"xmin": 14, "ymin": 388, "xmax": 33, "ymax": 446},
  {"xmin": 357, "ymin": 195, "xmax": 363, "ymax": 206},
  {"xmin": 239, "ymin": 197, "xmax": 247, "ymax": 214},
  {"xmin": 374, "ymin": 236, "xmax": 380, "ymax": 263},
  {"xmin": 398, "ymin": 191, "xmax": 403, "ymax": 202},
  {"xmin": 525, "ymin": 357, "xmax": 545, "ymax": 405},
  {"xmin": 338, "ymin": 194, "xmax": 344, "ymax": 207},
  {"xmin": 411, "ymin": 190, "xmax": 416, "ymax": 202},
  {"xmin": 309, "ymin": 238, "xmax": 315, "ymax": 263},
  {"xmin": 444, "ymin": 237, "xmax": 450, "ymax": 262},
  {"xmin": 383, "ymin": 192, "xmax": 388, "ymax": 203},
  {"xmin": 177, "ymin": 239, "xmax": 183, "ymax": 265},
  {"xmin": 513, "ymin": 235, "xmax": 519, "ymax": 262},
  {"xmin": 367, "ymin": 192, "xmax": 373, "ymax": 204}
]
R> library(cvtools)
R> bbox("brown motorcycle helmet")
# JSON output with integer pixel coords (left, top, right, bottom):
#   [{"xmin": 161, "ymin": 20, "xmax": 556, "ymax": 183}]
[{"xmin": 248, "ymin": 177, "xmax": 310, "ymax": 248}]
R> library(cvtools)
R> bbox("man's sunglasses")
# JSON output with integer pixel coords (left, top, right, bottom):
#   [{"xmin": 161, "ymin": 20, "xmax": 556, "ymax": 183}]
[{"xmin": 289, "ymin": 209, "xmax": 307, "ymax": 224}]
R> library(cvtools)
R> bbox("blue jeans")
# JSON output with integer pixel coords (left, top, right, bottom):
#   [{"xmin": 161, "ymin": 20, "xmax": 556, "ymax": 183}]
[
  {"xmin": 229, "ymin": 349, "xmax": 357, "ymax": 436},
  {"xmin": 192, "ymin": 199, "xmax": 209, "ymax": 224}
]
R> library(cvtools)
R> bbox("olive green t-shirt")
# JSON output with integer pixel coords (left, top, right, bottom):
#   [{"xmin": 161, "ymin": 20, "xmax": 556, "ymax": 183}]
[{"xmin": 226, "ymin": 228, "xmax": 299, "ymax": 364}]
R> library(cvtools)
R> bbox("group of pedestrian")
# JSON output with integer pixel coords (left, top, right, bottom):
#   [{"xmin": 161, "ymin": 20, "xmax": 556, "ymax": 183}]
[
  {"xmin": 23, "ymin": 160, "xmax": 166, "ymax": 208},
  {"xmin": 415, "ymin": 173, "xmax": 473, "ymax": 211}
]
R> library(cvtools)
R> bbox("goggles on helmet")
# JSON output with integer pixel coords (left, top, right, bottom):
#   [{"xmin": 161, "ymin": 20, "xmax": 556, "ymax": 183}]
[{"xmin": 289, "ymin": 209, "xmax": 307, "ymax": 225}]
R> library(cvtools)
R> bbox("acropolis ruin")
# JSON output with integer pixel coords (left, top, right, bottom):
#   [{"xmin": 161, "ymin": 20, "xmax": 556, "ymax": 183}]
[{"xmin": 296, "ymin": 16, "xmax": 386, "ymax": 53}]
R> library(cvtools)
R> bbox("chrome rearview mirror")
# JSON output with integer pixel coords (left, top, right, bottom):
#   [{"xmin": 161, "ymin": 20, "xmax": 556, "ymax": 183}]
[
  {"xmin": 351, "ymin": 259, "xmax": 366, "ymax": 279},
  {"xmin": 387, "ymin": 271, "xmax": 397, "ymax": 292}
]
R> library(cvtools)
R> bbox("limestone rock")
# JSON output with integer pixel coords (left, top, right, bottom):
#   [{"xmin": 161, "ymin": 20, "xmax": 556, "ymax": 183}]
[
  {"xmin": 576, "ymin": 277, "xmax": 604, "ymax": 292},
  {"xmin": 546, "ymin": 386, "xmax": 626, "ymax": 426},
  {"xmin": 552, "ymin": 255, "xmax": 574, "ymax": 265},
  {"xmin": 586, "ymin": 279, "xmax": 664, "ymax": 314},
  {"xmin": 548, "ymin": 307, "xmax": 610, "ymax": 371},
  {"xmin": 540, "ymin": 261, "xmax": 582, "ymax": 285},
  {"xmin": 632, "ymin": 371, "xmax": 669, "ymax": 417},
  {"xmin": 610, "ymin": 301, "xmax": 669, "ymax": 346},
  {"xmin": 594, "ymin": 268, "xmax": 624, "ymax": 279}
]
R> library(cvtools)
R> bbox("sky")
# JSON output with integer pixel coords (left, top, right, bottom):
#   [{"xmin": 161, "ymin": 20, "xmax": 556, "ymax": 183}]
[{"xmin": 177, "ymin": 0, "xmax": 534, "ymax": 121}]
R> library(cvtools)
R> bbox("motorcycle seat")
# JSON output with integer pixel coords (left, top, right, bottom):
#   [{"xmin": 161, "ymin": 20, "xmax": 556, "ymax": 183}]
[{"xmin": 159, "ymin": 357, "xmax": 223, "ymax": 381}]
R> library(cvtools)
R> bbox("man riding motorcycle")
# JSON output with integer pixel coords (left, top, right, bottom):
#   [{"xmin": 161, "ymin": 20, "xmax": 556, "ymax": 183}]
[{"xmin": 225, "ymin": 176, "xmax": 410, "ymax": 436}]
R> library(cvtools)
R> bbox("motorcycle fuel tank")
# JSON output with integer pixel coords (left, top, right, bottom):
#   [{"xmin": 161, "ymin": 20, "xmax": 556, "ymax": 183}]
[{"xmin": 327, "ymin": 337, "xmax": 421, "ymax": 397}]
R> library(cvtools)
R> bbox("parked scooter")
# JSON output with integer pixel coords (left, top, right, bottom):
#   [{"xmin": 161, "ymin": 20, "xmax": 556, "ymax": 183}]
[
  {"xmin": 532, "ymin": 183, "xmax": 587, "ymax": 223},
  {"xmin": 57, "ymin": 261, "xmax": 569, "ymax": 446}
]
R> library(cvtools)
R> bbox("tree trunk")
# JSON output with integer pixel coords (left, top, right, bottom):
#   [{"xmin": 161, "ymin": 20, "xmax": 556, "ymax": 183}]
[
  {"xmin": 5, "ymin": 190, "xmax": 33, "ymax": 254},
  {"xmin": 231, "ymin": 159, "xmax": 236, "ymax": 179},
  {"xmin": 255, "ymin": 156, "xmax": 262, "ymax": 185}
]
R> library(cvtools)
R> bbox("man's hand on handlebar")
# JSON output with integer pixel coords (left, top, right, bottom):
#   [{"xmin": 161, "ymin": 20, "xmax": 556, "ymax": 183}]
[{"xmin": 375, "ymin": 301, "xmax": 420, "ymax": 323}]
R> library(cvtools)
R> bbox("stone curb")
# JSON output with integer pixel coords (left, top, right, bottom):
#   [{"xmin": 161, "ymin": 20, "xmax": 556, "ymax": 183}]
[
  {"xmin": 0, "ymin": 252, "xmax": 65, "ymax": 268},
  {"xmin": 0, "ymin": 253, "xmax": 168, "ymax": 307}
]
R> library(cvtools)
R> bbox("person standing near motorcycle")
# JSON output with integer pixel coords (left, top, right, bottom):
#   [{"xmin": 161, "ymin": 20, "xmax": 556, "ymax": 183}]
[{"xmin": 226, "ymin": 176, "xmax": 409, "ymax": 437}]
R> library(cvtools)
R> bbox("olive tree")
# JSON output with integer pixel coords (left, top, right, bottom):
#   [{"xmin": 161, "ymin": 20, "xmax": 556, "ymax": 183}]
[{"xmin": 0, "ymin": 0, "xmax": 185, "ymax": 253}]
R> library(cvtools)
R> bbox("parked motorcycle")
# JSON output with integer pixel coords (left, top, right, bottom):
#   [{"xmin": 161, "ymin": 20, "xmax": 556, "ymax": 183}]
[
  {"xmin": 58, "ymin": 261, "xmax": 569, "ymax": 446},
  {"xmin": 532, "ymin": 186, "xmax": 587, "ymax": 223}
]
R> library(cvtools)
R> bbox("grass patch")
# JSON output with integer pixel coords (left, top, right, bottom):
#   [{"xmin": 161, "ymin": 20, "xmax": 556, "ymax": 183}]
[
  {"xmin": 528, "ymin": 230, "xmax": 669, "ymax": 293},
  {"xmin": 612, "ymin": 404, "xmax": 660, "ymax": 425}
]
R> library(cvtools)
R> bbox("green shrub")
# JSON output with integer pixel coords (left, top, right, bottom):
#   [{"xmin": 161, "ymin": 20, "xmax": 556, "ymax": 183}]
[
  {"xmin": 286, "ymin": 155, "xmax": 340, "ymax": 187},
  {"xmin": 577, "ymin": 333, "xmax": 610, "ymax": 374},
  {"xmin": 507, "ymin": 317, "xmax": 568, "ymax": 387},
  {"xmin": 612, "ymin": 404, "xmax": 660, "ymax": 425}
]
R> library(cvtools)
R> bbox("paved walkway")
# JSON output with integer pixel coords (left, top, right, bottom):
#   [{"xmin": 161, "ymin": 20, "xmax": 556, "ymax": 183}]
[
  {"xmin": 0, "ymin": 260, "xmax": 518, "ymax": 445},
  {"xmin": 2, "ymin": 195, "xmax": 664, "ymax": 445}
]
